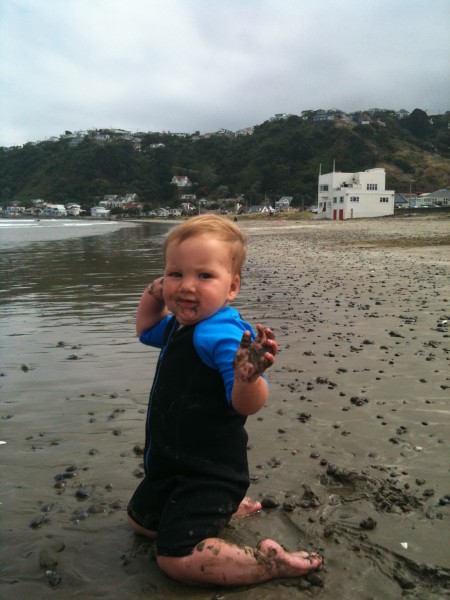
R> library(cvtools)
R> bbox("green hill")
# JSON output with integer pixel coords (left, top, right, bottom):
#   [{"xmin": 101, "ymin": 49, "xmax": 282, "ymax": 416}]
[{"xmin": 1, "ymin": 108, "xmax": 449, "ymax": 209}]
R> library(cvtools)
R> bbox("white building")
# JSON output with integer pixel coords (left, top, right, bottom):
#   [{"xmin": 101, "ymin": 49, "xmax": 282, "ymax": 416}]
[
  {"xmin": 171, "ymin": 175, "xmax": 192, "ymax": 187},
  {"xmin": 416, "ymin": 188, "xmax": 449, "ymax": 207},
  {"xmin": 91, "ymin": 206, "xmax": 110, "ymax": 218},
  {"xmin": 42, "ymin": 204, "xmax": 67, "ymax": 217},
  {"xmin": 275, "ymin": 196, "xmax": 293, "ymax": 211},
  {"xmin": 317, "ymin": 168, "xmax": 394, "ymax": 220},
  {"xmin": 66, "ymin": 203, "xmax": 82, "ymax": 216}
]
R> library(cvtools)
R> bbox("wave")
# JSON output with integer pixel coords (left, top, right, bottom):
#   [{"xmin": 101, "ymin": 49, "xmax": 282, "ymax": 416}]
[{"xmin": 0, "ymin": 219, "xmax": 122, "ymax": 229}]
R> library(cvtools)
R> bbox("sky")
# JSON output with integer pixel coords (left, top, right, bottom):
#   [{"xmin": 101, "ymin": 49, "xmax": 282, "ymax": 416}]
[{"xmin": 1, "ymin": 0, "xmax": 449, "ymax": 147}]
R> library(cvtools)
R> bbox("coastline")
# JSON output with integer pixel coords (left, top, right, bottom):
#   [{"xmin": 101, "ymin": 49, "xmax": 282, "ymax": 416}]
[{"xmin": 1, "ymin": 214, "xmax": 449, "ymax": 599}]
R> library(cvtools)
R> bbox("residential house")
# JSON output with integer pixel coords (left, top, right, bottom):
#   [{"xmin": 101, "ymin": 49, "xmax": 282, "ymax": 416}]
[
  {"xmin": 236, "ymin": 127, "xmax": 254, "ymax": 136},
  {"xmin": 123, "ymin": 193, "xmax": 140, "ymax": 203},
  {"xmin": 317, "ymin": 168, "xmax": 394, "ymax": 220},
  {"xmin": 353, "ymin": 113, "xmax": 371, "ymax": 125},
  {"xmin": 6, "ymin": 205, "xmax": 26, "ymax": 215},
  {"xmin": 156, "ymin": 208, "xmax": 170, "ymax": 217},
  {"xmin": 181, "ymin": 202, "xmax": 196, "ymax": 212},
  {"xmin": 91, "ymin": 206, "xmax": 110, "ymax": 218},
  {"xmin": 101, "ymin": 195, "xmax": 120, "ymax": 207},
  {"xmin": 66, "ymin": 203, "xmax": 82, "ymax": 216},
  {"xmin": 122, "ymin": 201, "xmax": 144, "ymax": 213},
  {"xmin": 313, "ymin": 111, "xmax": 337, "ymax": 122},
  {"xmin": 42, "ymin": 204, "xmax": 67, "ymax": 217},
  {"xmin": 394, "ymin": 194, "xmax": 410, "ymax": 208},
  {"xmin": 247, "ymin": 205, "xmax": 272, "ymax": 214},
  {"xmin": 416, "ymin": 188, "xmax": 450, "ymax": 206},
  {"xmin": 275, "ymin": 196, "xmax": 293, "ymax": 211},
  {"xmin": 171, "ymin": 175, "xmax": 192, "ymax": 187}
]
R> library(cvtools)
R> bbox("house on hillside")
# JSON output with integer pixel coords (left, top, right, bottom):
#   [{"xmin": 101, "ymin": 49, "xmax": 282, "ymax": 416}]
[
  {"xmin": 317, "ymin": 168, "xmax": 394, "ymax": 220},
  {"xmin": 171, "ymin": 175, "xmax": 192, "ymax": 187}
]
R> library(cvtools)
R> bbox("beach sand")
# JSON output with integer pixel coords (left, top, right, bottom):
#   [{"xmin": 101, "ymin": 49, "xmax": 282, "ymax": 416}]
[{"xmin": 1, "ymin": 214, "xmax": 449, "ymax": 599}]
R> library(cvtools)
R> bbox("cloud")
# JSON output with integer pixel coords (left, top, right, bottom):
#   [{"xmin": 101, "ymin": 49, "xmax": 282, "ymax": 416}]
[{"xmin": 1, "ymin": 0, "xmax": 449, "ymax": 146}]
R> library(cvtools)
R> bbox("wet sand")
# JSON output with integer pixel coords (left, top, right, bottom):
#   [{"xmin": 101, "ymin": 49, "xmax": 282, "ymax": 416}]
[{"xmin": 1, "ymin": 214, "xmax": 449, "ymax": 599}]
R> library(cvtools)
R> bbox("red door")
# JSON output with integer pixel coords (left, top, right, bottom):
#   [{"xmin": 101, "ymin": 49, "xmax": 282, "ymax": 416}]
[
  {"xmin": 339, "ymin": 209, "xmax": 344, "ymax": 220},
  {"xmin": 333, "ymin": 209, "xmax": 337, "ymax": 220}
]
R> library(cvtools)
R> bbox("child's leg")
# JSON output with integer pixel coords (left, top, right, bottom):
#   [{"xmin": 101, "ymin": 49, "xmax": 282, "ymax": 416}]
[
  {"xmin": 128, "ymin": 515, "xmax": 157, "ymax": 540},
  {"xmin": 157, "ymin": 538, "xmax": 322, "ymax": 586}
]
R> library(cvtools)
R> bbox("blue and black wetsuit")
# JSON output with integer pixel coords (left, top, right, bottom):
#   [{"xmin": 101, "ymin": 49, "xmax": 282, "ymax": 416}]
[{"xmin": 127, "ymin": 306, "xmax": 261, "ymax": 557}]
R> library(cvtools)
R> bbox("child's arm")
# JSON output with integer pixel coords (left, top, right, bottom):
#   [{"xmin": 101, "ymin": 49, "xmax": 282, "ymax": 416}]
[
  {"xmin": 231, "ymin": 324, "xmax": 278, "ymax": 415},
  {"xmin": 136, "ymin": 277, "xmax": 168, "ymax": 336}
]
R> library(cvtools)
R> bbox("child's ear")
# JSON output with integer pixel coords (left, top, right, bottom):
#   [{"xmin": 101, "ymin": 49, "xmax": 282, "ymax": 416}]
[{"xmin": 227, "ymin": 274, "xmax": 241, "ymax": 301}]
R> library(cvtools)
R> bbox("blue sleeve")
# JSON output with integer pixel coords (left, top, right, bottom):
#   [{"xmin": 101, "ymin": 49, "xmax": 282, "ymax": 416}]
[
  {"xmin": 139, "ymin": 316, "xmax": 172, "ymax": 348},
  {"xmin": 194, "ymin": 307, "xmax": 267, "ymax": 404}
]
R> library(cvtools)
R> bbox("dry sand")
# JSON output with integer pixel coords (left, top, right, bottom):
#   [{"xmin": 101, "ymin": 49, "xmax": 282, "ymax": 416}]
[{"xmin": 1, "ymin": 214, "xmax": 449, "ymax": 599}]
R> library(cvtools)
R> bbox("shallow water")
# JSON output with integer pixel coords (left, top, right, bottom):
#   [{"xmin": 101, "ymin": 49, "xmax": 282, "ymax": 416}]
[{"xmin": 0, "ymin": 220, "xmax": 172, "ymax": 396}]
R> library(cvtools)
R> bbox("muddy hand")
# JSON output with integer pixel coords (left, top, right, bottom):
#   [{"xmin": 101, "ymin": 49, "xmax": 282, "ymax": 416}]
[
  {"xmin": 147, "ymin": 277, "xmax": 165, "ymax": 303},
  {"xmin": 233, "ymin": 324, "xmax": 278, "ymax": 383}
]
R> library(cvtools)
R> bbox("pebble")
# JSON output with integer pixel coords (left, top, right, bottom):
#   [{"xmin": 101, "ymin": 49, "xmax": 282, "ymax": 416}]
[
  {"xmin": 360, "ymin": 517, "xmax": 377, "ymax": 530},
  {"xmin": 30, "ymin": 514, "xmax": 48, "ymax": 528},
  {"xmin": 45, "ymin": 570, "xmax": 61, "ymax": 587},
  {"xmin": 75, "ymin": 486, "xmax": 91, "ymax": 500},
  {"xmin": 261, "ymin": 495, "xmax": 279, "ymax": 508},
  {"xmin": 297, "ymin": 412, "xmax": 311, "ymax": 423}
]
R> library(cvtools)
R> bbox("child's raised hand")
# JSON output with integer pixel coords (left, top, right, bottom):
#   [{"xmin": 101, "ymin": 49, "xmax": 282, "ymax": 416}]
[
  {"xmin": 147, "ymin": 277, "xmax": 165, "ymax": 304},
  {"xmin": 233, "ymin": 324, "xmax": 278, "ymax": 384}
]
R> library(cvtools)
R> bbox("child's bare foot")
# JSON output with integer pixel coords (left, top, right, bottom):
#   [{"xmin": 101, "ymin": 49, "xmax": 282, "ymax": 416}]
[
  {"xmin": 257, "ymin": 539, "xmax": 322, "ymax": 577},
  {"xmin": 233, "ymin": 496, "xmax": 262, "ymax": 518}
]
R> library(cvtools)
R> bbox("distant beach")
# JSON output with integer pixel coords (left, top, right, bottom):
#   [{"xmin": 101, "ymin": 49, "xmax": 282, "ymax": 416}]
[{"xmin": 1, "ymin": 214, "xmax": 449, "ymax": 599}]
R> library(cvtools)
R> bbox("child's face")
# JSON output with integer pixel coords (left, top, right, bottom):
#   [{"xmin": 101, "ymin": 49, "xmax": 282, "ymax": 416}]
[{"xmin": 163, "ymin": 234, "xmax": 240, "ymax": 326}]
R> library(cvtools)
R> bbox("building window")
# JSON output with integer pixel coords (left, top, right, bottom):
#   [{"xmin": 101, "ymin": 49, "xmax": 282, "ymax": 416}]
[
  {"xmin": 333, "ymin": 197, "xmax": 337, "ymax": 204},
  {"xmin": 350, "ymin": 196, "xmax": 360, "ymax": 202},
  {"xmin": 340, "ymin": 196, "xmax": 344, "ymax": 203},
  {"xmin": 367, "ymin": 183, "xmax": 378, "ymax": 190},
  {"xmin": 380, "ymin": 197, "xmax": 389, "ymax": 203},
  {"xmin": 319, "ymin": 184, "xmax": 329, "ymax": 192}
]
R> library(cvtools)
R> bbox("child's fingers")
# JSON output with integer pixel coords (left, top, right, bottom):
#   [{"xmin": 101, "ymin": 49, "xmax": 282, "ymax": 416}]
[{"xmin": 239, "ymin": 330, "xmax": 252, "ymax": 348}]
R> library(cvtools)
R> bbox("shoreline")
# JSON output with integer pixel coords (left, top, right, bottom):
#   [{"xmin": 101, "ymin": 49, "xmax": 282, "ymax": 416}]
[{"xmin": 1, "ymin": 214, "xmax": 449, "ymax": 599}]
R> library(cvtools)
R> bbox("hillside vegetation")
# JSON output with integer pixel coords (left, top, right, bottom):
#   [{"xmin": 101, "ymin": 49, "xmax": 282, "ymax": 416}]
[{"xmin": 1, "ymin": 108, "xmax": 449, "ymax": 209}]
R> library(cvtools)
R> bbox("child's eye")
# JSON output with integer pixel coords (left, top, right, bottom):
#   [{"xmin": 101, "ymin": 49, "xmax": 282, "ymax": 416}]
[
  {"xmin": 168, "ymin": 271, "xmax": 182, "ymax": 278},
  {"xmin": 198, "ymin": 273, "xmax": 212, "ymax": 279}
]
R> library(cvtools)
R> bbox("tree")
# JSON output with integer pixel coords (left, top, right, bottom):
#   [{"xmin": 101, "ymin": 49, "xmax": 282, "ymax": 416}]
[{"xmin": 407, "ymin": 109, "xmax": 429, "ymax": 138}]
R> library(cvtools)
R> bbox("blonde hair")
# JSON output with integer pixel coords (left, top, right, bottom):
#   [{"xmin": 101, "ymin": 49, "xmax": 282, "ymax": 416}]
[{"xmin": 163, "ymin": 215, "xmax": 247, "ymax": 276}]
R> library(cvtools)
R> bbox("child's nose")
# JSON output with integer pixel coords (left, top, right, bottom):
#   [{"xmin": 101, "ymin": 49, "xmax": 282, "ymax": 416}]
[{"xmin": 180, "ymin": 275, "xmax": 195, "ymax": 291}]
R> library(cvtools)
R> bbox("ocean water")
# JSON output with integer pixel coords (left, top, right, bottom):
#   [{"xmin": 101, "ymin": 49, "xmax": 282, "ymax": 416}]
[
  {"xmin": 0, "ymin": 219, "xmax": 173, "ymax": 394},
  {"xmin": 0, "ymin": 217, "xmax": 136, "ymax": 249}
]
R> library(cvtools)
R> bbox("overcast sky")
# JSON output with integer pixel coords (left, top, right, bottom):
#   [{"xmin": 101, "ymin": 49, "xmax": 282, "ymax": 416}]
[{"xmin": 1, "ymin": 0, "xmax": 449, "ymax": 147}]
